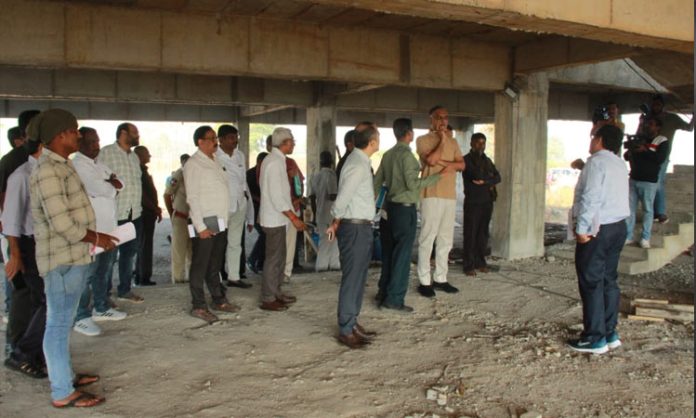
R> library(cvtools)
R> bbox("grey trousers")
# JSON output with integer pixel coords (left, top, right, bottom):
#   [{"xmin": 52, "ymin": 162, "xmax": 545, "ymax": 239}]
[
  {"xmin": 337, "ymin": 223, "xmax": 373, "ymax": 336},
  {"xmin": 261, "ymin": 226, "xmax": 286, "ymax": 303},
  {"xmin": 189, "ymin": 232, "xmax": 227, "ymax": 309}
]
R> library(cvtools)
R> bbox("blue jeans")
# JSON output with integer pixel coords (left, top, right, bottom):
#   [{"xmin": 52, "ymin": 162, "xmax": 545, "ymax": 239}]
[
  {"xmin": 76, "ymin": 249, "xmax": 117, "ymax": 322},
  {"xmin": 43, "ymin": 264, "xmax": 90, "ymax": 401},
  {"xmin": 115, "ymin": 217, "xmax": 142, "ymax": 297},
  {"xmin": 653, "ymin": 160, "xmax": 669, "ymax": 216},
  {"xmin": 625, "ymin": 179, "xmax": 658, "ymax": 242}
]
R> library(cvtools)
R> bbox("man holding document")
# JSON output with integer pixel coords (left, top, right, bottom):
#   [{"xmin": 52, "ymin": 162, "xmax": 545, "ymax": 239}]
[
  {"xmin": 72, "ymin": 127, "xmax": 128, "ymax": 336},
  {"xmin": 183, "ymin": 126, "xmax": 240, "ymax": 323}
]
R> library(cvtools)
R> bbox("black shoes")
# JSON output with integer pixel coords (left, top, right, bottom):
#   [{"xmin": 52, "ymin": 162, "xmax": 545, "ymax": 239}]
[
  {"xmin": 225, "ymin": 280, "xmax": 252, "ymax": 289},
  {"xmin": 433, "ymin": 282, "xmax": 459, "ymax": 293},
  {"xmin": 417, "ymin": 285, "xmax": 436, "ymax": 298},
  {"xmin": 139, "ymin": 280, "xmax": 156, "ymax": 286},
  {"xmin": 380, "ymin": 303, "xmax": 414, "ymax": 313}
]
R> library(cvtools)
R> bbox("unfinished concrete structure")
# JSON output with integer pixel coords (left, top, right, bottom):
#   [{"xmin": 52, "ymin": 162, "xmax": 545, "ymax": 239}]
[{"xmin": 0, "ymin": 0, "xmax": 693, "ymax": 263}]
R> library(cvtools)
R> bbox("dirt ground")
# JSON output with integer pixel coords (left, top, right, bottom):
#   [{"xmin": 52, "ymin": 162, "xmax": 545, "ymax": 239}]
[{"xmin": 0, "ymin": 220, "xmax": 693, "ymax": 418}]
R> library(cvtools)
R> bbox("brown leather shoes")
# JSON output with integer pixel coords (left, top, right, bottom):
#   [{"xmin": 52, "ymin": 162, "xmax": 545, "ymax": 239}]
[
  {"xmin": 259, "ymin": 300, "xmax": 288, "ymax": 311},
  {"xmin": 354, "ymin": 323, "xmax": 377, "ymax": 340},
  {"xmin": 212, "ymin": 302, "xmax": 240, "ymax": 313},
  {"xmin": 464, "ymin": 269, "xmax": 477, "ymax": 276},
  {"xmin": 337, "ymin": 332, "xmax": 367, "ymax": 349},
  {"xmin": 191, "ymin": 308, "xmax": 219, "ymax": 323},
  {"xmin": 477, "ymin": 266, "xmax": 490, "ymax": 273},
  {"xmin": 278, "ymin": 294, "xmax": 297, "ymax": 305}
]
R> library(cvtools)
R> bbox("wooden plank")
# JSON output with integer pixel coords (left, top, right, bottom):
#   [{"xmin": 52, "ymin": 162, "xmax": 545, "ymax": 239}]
[
  {"xmin": 632, "ymin": 298, "xmax": 669, "ymax": 305},
  {"xmin": 627, "ymin": 315, "xmax": 665, "ymax": 322},
  {"xmin": 634, "ymin": 302, "xmax": 694, "ymax": 313},
  {"xmin": 635, "ymin": 307, "xmax": 694, "ymax": 322}
]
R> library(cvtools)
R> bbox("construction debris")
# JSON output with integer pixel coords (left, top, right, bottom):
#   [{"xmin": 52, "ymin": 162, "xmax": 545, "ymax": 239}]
[{"xmin": 628, "ymin": 298, "xmax": 694, "ymax": 323}]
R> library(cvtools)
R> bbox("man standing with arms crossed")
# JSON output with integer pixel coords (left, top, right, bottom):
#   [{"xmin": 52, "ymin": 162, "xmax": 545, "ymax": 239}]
[
  {"xmin": 567, "ymin": 125, "xmax": 629, "ymax": 354},
  {"xmin": 99, "ymin": 123, "xmax": 144, "ymax": 303},
  {"xmin": 416, "ymin": 106, "xmax": 465, "ymax": 298},
  {"xmin": 327, "ymin": 127, "xmax": 380, "ymax": 348},
  {"xmin": 374, "ymin": 118, "xmax": 449, "ymax": 311}
]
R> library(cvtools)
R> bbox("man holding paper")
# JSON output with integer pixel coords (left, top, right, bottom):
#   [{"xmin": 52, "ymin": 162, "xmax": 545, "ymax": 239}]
[
  {"xmin": 183, "ymin": 126, "xmax": 240, "ymax": 323},
  {"xmin": 72, "ymin": 127, "xmax": 128, "ymax": 337}
]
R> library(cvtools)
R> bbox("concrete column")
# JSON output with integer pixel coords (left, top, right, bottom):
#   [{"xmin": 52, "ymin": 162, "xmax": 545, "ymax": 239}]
[
  {"xmin": 491, "ymin": 73, "xmax": 549, "ymax": 259},
  {"xmin": 306, "ymin": 104, "xmax": 337, "ymax": 178},
  {"xmin": 237, "ymin": 116, "xmax": 250, "ymax": 169}
]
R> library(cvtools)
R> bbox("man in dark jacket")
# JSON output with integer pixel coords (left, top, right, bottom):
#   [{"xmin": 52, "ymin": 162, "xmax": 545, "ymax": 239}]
[
  {"xmin": 134, "ymin": 145, "xmax": 162, "ymax": 286},
  {"xmin": 624, "ymin": 117, "xmax": 668, "ymax": 249},
  {"xmin": 462, "ymin": 133, "xmax": 500, "ymax": 276}
]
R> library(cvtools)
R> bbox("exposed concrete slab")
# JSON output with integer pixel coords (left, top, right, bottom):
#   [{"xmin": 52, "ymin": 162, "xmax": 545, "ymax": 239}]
[
  {"xmin": 0, "ymin": 67, "xmax": 53, "ymax": 97},
  {"xmin": 175, "ymin": 74, "xmax": 233, "ymax": 103},
  {"xmin": 54, "ymin": 70, "xmax": 116, "ymax": 99},
  {"xmin": 0, "ymin": 1, "xmax": 65, "ymax": 65},
  {"xmin": 545, "ymin": 59, "xmax": 666, "ymax": 92},
  {"xmin": 409, "ymin": 35, "xmax": 452, "ymax": 88},
  {"xmin": 117, "ymin": 72, "xmax": 178, "ymax": 102},
  {"xmin": 452, "ymin": 39, "xmax": 510, "ymax": 91},
  {"xmin": 328, "ymin": 27, "xmax": 401, "ymax": 83}
]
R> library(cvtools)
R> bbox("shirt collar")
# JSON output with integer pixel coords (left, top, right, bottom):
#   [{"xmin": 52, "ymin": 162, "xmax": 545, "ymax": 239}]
[{"xmin": 43, "ymin": 148, "xmax": 69, "ymax": 164}]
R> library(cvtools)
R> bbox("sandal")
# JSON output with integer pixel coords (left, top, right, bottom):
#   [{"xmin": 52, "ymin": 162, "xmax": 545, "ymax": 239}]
[
  {"xmin": 52, "ymin": 391, "xmax": 105, "ymax": 408},
  {"xmin": 191, "ymin": 308, "xmax": 219, "ymax": 323},
  {"xmin": 73, "ymin": 373, "xmax": 100, "ymax": 388},
  {"xmin": 4, "ymin": 357, "xmax": 48, "ymax": 379}
]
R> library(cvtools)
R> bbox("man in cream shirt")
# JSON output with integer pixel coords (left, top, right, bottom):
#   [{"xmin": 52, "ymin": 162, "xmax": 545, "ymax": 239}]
[{"xmin": 183, "ymin": 126, "xmax": 240, "ymax": 324}]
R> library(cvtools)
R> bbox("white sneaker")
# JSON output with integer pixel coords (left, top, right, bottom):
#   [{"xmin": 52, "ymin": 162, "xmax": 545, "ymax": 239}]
[
  {"xmin": 639, "ymin": 239, "xmax": 651, "ymax": 249},
  {"xmin": 625, "ymin": 239, "xmax": 634, "ymax": 246},
  {"xmin": 92, "ymin": 308, "xmax": 127, "ymax": 322},
  {"xmin": 73, "ymin": 318, "xmax": 101, "ymax": 336}
]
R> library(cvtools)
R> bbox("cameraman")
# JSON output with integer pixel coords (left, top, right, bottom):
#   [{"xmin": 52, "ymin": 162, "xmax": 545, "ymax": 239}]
[
  {"xmin": 624, "ymin": 117, "xmax": 668, "ymax": 249},
  {"xmin": 642, "ymin": 94, "xmax": 694, "ymax": 224},
  {"xmin": 572, "ymin": 103, "xmax": 624, "ymax": 170}
]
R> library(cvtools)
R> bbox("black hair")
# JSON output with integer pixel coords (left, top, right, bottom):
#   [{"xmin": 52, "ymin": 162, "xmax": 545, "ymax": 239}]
[
  {"xmin": 354, "ymin": 127, "xmax": 378, "ymax": 150},
  {"xmin": 471, "ymin": 132, "xmax": 487, "ymax": 143},
  {"xmin": 343, "ymin": 129, "xmax": 356, "ymax": 147},
  {"xmin": 180, "ymin": 153, "xmax": 190, "ymax": 164},
  {"xmin": 193, "ymin": 125, "xmax": 214, "ymax": 147},
  {"xmin": 116, "ymin": 122, "xmax": 131, "ymax": 139},
  {"xmin": 644, "ymin": 116, "xmax": 663, "ymax": 128},
  {"xmin": 18, "ymin": 110, "xmax": 40, "ymax": 134},
  {"xmin": 217, "ymin": 124, "xmax": 238, "ymax": 138},
  {"xmin": 78, "ymin": 126, "xmax": 96, "ymax": 137},
  {"xmin": 7, "ymin": 126, "xmax": 22, "ymax": 147},
  {"xmin": 392, "ymin": 118, "xmax": 412, "ymax": 141},
  {"xmin": 595, "ymin": 125, "xmax": 623, "ymax": 154},
  {"xmin": 651, "ymin": 94, "xmax": 665, "ymax": 104},
  {"xmin": 257, "ymin": 152, "xmax": 268, "ymax": 164},
  {"xmin": 319, "ymin": 151, "xmax": 333, "ymax": 167},
  {"xmin": 428, "ymin": 105, "xmax": 445, "ymax": 115}
]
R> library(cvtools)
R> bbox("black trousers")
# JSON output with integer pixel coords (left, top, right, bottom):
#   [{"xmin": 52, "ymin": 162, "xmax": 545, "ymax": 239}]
[
  {"xmin": 189, "ymin": 232, "xmax": 228, "ymax": 309},
  {"xmin": 378, "ymin": 204, "xmax": 417, "ymax": 306},
  {"xmin": 136, "ymin": 209, "xmax": 157, "ymax": 283},
  {"xmin": 8, "ymin": 236, "xmax": 45, "ymax": 366},
  {"xmin": 575, "ymin": 220, "xmax": 626, "ymax": 343},
  {"xmin": 462, "ymin": 200, "xmax": 493, "ymax": 272}
]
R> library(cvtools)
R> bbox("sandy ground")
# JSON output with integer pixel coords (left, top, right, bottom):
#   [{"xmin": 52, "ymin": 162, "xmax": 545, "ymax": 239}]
[{"xmin": 0, "ymin": 220, "xmax": 693, "ymax": 418}]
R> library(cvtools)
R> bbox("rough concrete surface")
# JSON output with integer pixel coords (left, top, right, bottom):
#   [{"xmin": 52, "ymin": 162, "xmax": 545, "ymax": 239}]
[{"xmin": 0, "ymin": 221, "xmax": 693, "ymax": 417}]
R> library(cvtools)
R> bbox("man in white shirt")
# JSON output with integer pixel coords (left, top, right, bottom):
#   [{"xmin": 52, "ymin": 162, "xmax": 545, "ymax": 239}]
[
  {"xmin": 326, "ymin": 127, "xmax": 381, "ymax": 349},
  {"xmin": 259, "ymin": 128, "xmax": 306, "ymax": 311},
  {"xmin": 98, "ymin": 123, "xmax": 143, "ymax": 303},
  {"xmin": 72, "ymin": 127, "xmax": 127, "ymax": 337},
  {"xmin": 184, "ymin": 126, "xmax": 240, "ymax": 323},
  {"xmin": 215, "ymin": 125, "xmax": 254, "ymax": 289}
]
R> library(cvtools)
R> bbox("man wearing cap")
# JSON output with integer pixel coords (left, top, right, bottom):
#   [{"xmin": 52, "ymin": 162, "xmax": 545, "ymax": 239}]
[
  {"xmin": 29, "ymin": 108, "xmax": 119, "ymax": 407},
  {"xmin": 99, "ymin": 123, "xmax": 144, "ymax": 303},
  {"xmin": 416, "ymin": 106, "xmax": 465, "ymax": 298},
  {"xmin": 163, "ymin": 154, "xmax": 192, "ymax": 284},
  {"xmin": 259, "ymin": 127, "xmax": 306, "ymax": 311},
  {"xmin": 184, "ymin": 126, "xmax": 240, "ymax": 323},
  {"xmin": 216, "ymin": 125, "xmax": 254, "ymax": 289}
]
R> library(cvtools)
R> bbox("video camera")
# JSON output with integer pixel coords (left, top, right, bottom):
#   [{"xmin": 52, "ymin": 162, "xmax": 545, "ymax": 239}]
[
  {"xmin": 623, "ymin": 134, "xmax": 647, "ymax": 154},
  {"xmin": 592, "ymin": 105, "xmax": 610, "ymax": 124}
]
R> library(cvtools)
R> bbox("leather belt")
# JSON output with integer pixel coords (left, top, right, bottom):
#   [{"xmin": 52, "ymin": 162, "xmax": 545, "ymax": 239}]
[
  {"xmin": 387, "ymin": 201, "xmax": 415, "ymax": 207},
  {"xmin": 342, "ymin": 218, "xmax": 373, "ymax": 225},
  {"xmin": 173, "ymin": 210, "xmax": 189, "ymax": 220}
]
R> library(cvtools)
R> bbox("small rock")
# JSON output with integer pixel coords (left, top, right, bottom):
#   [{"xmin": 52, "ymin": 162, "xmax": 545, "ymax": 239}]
[
  {"xmin": 437, "ymin": 393, "xmax": 448, "ymax": 406},
  {"xmin": 445, "ymin": 406, "xmax": 454, "ymax": 413},
  {"xmin": 520, "ymin": 411, "xmax": 542, "ymax": 418},
  {"xmin": 426, "ymin": 389, "xmax": 438, "ymax": 400},
  {"xmin": 545, "ymin": 255, "xmax": 556, "ymax": 262}
]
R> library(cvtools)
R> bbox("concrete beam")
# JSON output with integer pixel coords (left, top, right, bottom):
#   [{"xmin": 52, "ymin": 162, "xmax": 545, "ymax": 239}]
[
  {"xmin": 515, "ymin": 38, "xmax": 639, "ymax": 74},
  {"xmin": 311, "ymin": 0, "xmax": 694, "ymax": 53},
  {"xmin": 544, "ymin": 59, "xmax": 666, "ymax": 92},
  {"xmin": 0, "ymin": 0, "xmax": 511, "ymax": 91}
]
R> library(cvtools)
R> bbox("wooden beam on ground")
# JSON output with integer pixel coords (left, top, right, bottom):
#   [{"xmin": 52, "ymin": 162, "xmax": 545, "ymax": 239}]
[
  {"xmin": 627, "ymin": 315, "xmax": 665, "ymax": 322},
  {"xmin": 635, "ymin": 307, "xmax": 694, "ymax": 322}
]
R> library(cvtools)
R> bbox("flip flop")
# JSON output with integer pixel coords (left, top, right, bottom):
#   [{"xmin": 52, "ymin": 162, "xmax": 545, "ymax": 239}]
[
  {"xmin": 73, "ymin": 373, "xmax": 100, "ymax": 388},
  {"xmin": 52, "ymin": 391, "xmax": 105, "ymax": 408}
]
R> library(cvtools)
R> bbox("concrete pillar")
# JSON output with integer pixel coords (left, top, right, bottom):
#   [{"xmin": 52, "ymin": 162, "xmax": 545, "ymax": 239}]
[
  {"xmin": 491, "ymin": 73, "xmax": 549, "ymax": 259},
  {"xmin": 237, "ymin": 116, "xmax": 250, "ymax": 169},
  {"xmin": 306, "ymin": 104, "xmax": 337, "ymax": 178}
]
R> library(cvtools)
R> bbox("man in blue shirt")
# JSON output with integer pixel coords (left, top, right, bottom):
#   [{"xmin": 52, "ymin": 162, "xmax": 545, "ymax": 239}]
[{"xmin": 568, "ymin": 125, "xmax": 629, "ymax": 355}]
